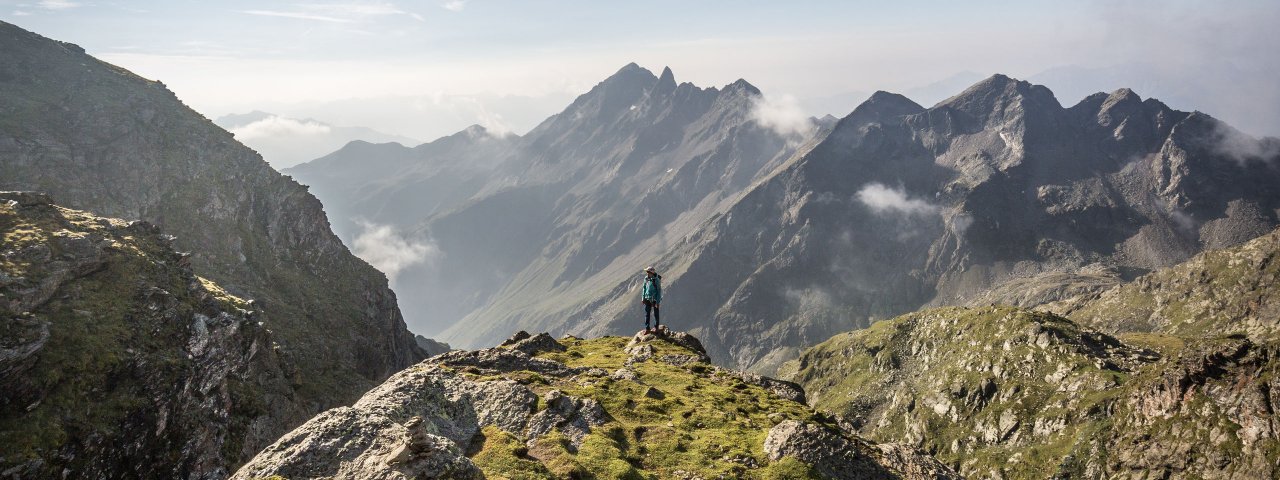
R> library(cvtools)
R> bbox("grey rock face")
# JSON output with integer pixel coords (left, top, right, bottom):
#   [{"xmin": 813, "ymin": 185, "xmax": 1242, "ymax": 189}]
[
  {"xmin": 764, "ymin": 420, "xmax": 959, "ymax": 480},
  {"xmin": 525, "ymin": 390, "xmax": 611, "ymax": 451},
  {"xmin": 507, "ymin": 332, "xmax": 567, "ymax": 356},
  {"xmin": 232, "ymin": 407, "xmax": 482, "ymax": 480},
  {"xmin": 232, "ymin": 340, "xmax": 617, "ymax": 479}
]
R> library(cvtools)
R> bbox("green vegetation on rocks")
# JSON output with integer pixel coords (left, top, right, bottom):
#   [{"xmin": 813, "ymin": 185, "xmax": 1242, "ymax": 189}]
[
  {"xmin": 0, "ymin": 192, "xmax": 293, "ymax": 478},
  {"xmin": 233, "ymin": 330, "xmax": 958, "ymax": 479},
  {"xmin": 786, "ymin": 273, "xmax": 1280, "ymax": 479}
]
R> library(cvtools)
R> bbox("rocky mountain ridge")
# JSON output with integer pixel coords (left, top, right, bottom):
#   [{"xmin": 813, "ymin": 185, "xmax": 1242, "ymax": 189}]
[
  {"xmin": 782, "ymin": 226, "xmax": 1280, "ymax": 479},
  {"xmin": 556, "ymin": 73, "xmax": 1280, "ymax": 373},
  {"xmin": 288, "ymin": 63, "xmax": 821, "ymax": 341},
  {"xmin": 0, "ymin": 20, "xmax": 424, "ymax": 475},
  {"xmin": 233, "ymin": 329, "xmax": 958, "ymax": 479},
  {"xmin": 0, "ymin": 192, "xmax": 294, "ymax": 478}
]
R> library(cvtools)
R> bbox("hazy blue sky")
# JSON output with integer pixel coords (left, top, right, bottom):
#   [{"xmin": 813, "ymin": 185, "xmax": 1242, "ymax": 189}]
[{"xmin": 3, "ymin": 0, "xmax": 1278, "ymax": 141}]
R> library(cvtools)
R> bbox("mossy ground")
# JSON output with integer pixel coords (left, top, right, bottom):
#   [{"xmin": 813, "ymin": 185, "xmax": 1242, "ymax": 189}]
[{"xmin": 461, "ymin": 335, "xmax": 826, "ymax": 479}]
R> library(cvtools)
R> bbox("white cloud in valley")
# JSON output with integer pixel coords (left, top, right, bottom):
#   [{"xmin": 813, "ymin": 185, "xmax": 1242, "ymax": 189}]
[
  {"xmin": 229, "ymin": 116, "xmax": 331, "ymax": 141},
  {"xmin": 855, "ymin": 183, "xmax": 940, "ymax": 216},
  {"xmin": 352, "ymin": 222, "xmax": 438, "ymax": 283}
]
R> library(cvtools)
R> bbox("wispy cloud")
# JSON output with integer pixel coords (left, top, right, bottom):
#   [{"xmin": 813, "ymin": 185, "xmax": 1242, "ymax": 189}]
[
  {"xmin": 240, "ymin": 2, "xmax": 421, "ymax": 23},
  {"xmin": 241, "ymin": 9, "xmax": 352, "ymax": 23},
  {"xmin": 855, "ymin": 183, "xmax": 940, "ymax": 216},
  {"xmin": 442, "ymin": 0, "xmax": 469, "ymax": 12},
  {"xmin": 38, "ymin": 0, "xmax": 81, "ymax": 10},
  {"xmin": 228, "ymin": 115, "xmax": 332, "ymax": 141},
  {"xmin": 11, "ymin": 9, "xmax": 31, "ymax": 16},
  {"xmin": 751, "ymin": 93, "xmax": 816, "ymax": 137}
]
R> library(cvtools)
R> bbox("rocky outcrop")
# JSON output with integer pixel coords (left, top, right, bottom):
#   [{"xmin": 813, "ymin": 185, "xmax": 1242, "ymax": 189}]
[
  {"xmin": 764, "ymin": 420, "xmax": 959, "ymax": 480},
  {"xmin": 0, "ymin": 21, "xmax": 424, "ymax": 474},
  {"xmin": 1044, "ymin": 227, "xmax": 1280, "ymax": 341},
  {"xmin": 235, "ymin": 331, "xmax": 957, "ymax": 479},
  {"xmin": 0, "ymin": 193, "xmax": 294, "ymax": 479},
  {"xmin": 785, "ymin": 300, "xmax": 1280, "ymax": 479}
]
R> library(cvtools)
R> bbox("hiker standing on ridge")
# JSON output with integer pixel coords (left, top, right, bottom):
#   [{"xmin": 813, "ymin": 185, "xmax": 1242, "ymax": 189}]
[{"xmin": 641, "ymin": 266, "xmax": 662, "ymax": 333}]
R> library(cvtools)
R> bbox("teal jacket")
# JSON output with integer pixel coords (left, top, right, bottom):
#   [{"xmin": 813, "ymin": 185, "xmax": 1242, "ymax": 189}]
[{"xmin": 642, "ymin": 274, "xmax": 662, "ymax": 303}]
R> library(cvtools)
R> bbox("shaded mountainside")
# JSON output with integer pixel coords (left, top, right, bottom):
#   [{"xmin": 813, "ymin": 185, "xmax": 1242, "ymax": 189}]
[
  {"xmin": 782, "ymin": 229, "xmax": 1280, "ymax": 479},
  {"xmin": 569, "ymin": 74, "xmax": 1280, "ymax": 373},
  {"xmin": 0, "ymin": 20, "xmax": 423, "ymax": 471},
  {"xmin": 0, "ymin": 193, "xmax": 293, "ymax": 478},
  {"xmin": 233, "ymin": 330, "xmax": 958, "ymax": 480},
  {"xmin": 288, "ymin": 63, "xmax": 818, "ymax": 342}
]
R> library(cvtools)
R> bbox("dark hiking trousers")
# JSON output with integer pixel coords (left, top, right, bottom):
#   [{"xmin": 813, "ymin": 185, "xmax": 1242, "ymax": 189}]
[{"xmin": 644, "ymin": 300, "xmax": 660, "ymax": 329}]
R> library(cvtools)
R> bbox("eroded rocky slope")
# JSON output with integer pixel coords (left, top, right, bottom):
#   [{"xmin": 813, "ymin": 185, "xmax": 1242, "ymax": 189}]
[
  {"xmin": 0, "ymin": 192, "xmax": 293, "ymax": 478},
  {"xmin": 0, "ymin": 21, "xmax": 423, "ymax": 470},
  {"xmin": 234, "ymin": 330, "xmax": 958, "ymax": 479},
  {"xmin": 783, "ymin": 229, "xmax": 1280, "ymax": 479},
  {"xmin": 1044, "ymin": 227, "xmax": 1280, "ymax": 340}
]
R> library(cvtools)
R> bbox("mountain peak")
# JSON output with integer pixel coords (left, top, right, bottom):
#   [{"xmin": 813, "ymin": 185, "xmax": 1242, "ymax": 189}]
[
  {"xmin": 843, "ymin": 91, "xmax": 925, "ymax": 127},
  {"xmin": 724, "ymin": 78, "xmax": 762, "ymax": 97},
  {"xmin": 653, "ymin": 66, "xmax": 677, "ymax": 94},
  {"xmin": 935, "ymin": 73, "xmax": 1060, "ymax": 123}
]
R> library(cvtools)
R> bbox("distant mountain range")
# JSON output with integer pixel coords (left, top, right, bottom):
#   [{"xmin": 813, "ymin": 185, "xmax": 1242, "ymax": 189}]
[
  {"xmin": 293, "ymin": 66, "xmax": 1280, "ymax": 375},
  {"xmin": 214, "ymin": 111, "xmax": 420, "ymax": 169},
  {"xmin": 288, "ymin": 64, "xmax": 822, "ymax": 343}
]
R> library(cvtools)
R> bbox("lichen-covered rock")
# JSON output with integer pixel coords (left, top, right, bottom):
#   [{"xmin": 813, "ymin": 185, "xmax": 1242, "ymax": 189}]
[
  {"xmin": 0, "ymin": 193, "xmax": 295, "ymax": 479},
  {"xmin": 764, "ymin": 420, "xmax": 959, "ymax": 480},
  {"xmin": 525, "ymin": 390, "xmax": 611, "ymax": 450},
  {"xmin": 232, "ymin": 408, "xmax": 482, "ymax": 480},
  {"xmin": 507, "ymin": 332, "xmax": 567, "ymax": 356},
  {"xmin": 238, "ymin": 331, "xmax": 957, "ymax": 479}
]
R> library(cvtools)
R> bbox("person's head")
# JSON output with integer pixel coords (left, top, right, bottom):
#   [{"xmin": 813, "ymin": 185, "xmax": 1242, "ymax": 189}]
[{"xmin": 644, "ymin": 266, "xmax": 657, "ymax": 277}]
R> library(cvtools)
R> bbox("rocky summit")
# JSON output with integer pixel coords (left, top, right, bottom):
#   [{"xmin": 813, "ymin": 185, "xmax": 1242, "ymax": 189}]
[
  {"xmin": 0, "ymin": 192, "xmax": 293, "ymax": 479},
  {"xmin": 782, "ymin": 228, "xmax": 1280, "ymax": 479},
  {"xmin": 233, "ymin": 329, "xmax": 958, "ymax": 479}
]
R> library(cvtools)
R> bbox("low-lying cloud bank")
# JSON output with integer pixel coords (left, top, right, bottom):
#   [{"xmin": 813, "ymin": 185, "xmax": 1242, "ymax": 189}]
[{"xmin": 229, "ymin": 115, "xmax": 331, "ymax": 141}]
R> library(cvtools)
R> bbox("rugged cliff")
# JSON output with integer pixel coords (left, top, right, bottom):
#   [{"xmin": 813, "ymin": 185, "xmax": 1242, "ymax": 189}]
[
  {"xmin": 0, "ymin": 21, "xmax": 423, "ymax": 474},
  {"xmin": 0, "ymin": 192, "xmax": 294, "ymax": 478},
  {"xmin": 234, "ymin": 330, "xmax": 958, "ymax": 479}
]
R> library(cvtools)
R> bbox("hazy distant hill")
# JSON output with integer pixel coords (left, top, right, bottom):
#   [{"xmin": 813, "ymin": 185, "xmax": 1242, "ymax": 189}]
[
  {"xmin": 293, "ymin": 66, "xmax": 1279, "ymax": 374},
  {"xmin": 215, "ymin": 111, "xmax": 420, "ymax": 169}
]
